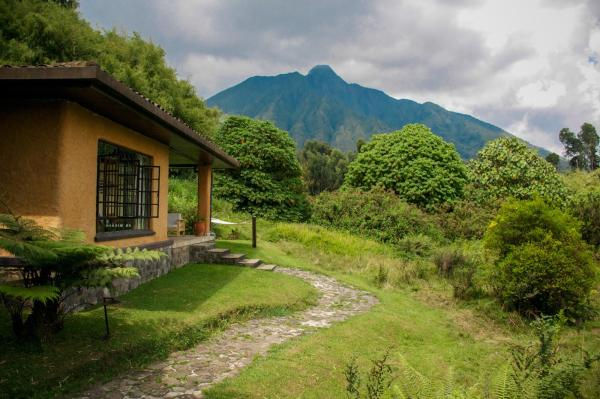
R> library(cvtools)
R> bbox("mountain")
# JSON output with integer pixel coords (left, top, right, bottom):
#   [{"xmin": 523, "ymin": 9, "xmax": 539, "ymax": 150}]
[{"xmin": 207, "ymin": 65, "xmax": 544, "ymax": 159}]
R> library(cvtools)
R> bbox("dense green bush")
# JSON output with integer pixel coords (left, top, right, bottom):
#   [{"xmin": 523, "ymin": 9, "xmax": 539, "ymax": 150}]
[
  {"xmin": 311, "ymin": 188, "xmax": 441, "ymax": 246},
  {"xmin": 571, "ymin": 189, "xmax": 600, "ymax": 247},
  {"xmin": 432, "ymin": 195, "xmax": 500, "ymax": 240},
  {"xmin": 344, "ymin": 124, "xmax": 468, "ymax": 208},
  {"xmin": 485, "ymin": 198, "xmax": 596, "ymax": 319},
  {"xmin": 213, "ymin": 116, "xmax": 310, "ymax": 222},
  {"xmin": 469, "ymin": 137, "xmax": 569, "ymax": 207},
  {"xmin": 561, "ymin": 169, "xmax": 600, "ymax": 193}
]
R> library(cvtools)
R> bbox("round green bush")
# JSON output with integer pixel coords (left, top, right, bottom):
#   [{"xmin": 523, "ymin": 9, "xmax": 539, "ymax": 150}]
[
  {"xmin": 495, "ymin": 239, "xmax": 594, "ymax": 318},
  {"xmin": 469, "ymin": 137, "xmax": 568, "ymax": 207},
  {"xmin": 344, "ymin": 124, "xmax": 468, "ymax": 208},
  {"xmin": 485, "ymin": 198, "xmax": 596, "ymax": 318}
]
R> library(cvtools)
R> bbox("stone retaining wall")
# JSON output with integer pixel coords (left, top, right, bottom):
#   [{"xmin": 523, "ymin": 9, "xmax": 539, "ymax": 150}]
[{"xmin": 61, "ymin": 240, "xmax": 210, "ymax": 313}]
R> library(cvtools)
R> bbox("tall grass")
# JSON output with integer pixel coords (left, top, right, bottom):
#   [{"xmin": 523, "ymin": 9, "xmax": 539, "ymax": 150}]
[{"xmin": 263, "ymin": 223, "xmax": 436, "ymax": 288}]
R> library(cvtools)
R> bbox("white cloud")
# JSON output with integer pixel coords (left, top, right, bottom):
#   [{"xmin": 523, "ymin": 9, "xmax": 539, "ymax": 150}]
[{"xmin": 516, "ymin": 81, "xmax": 567, "ymax": 108}]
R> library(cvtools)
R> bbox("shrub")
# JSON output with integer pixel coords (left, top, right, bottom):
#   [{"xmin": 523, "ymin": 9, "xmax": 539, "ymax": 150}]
[
  {"xmin": 374, "ymin": 265, "xmax": 389, "ymax": 288},
  {"xmin": 561, "ymin": 169, "xmax": 600, "ymax": 193},
  {"xmin": 469, "ymin": 137, "xmax": 569, "ymax": 207},
  {"xmin": 433, "ymin": 247, "xmax": 466, "ymax": 277},
  {"xmin": 311, "ymin": 188, "xmax": 441, "ymax": 246},
  {"xmin": 434, "ymin": 243, "xmax": 487, "ymax": 300},
  {"xmin": 485, "ymin": 198, "xmax": 597, "ymax": 319},
  {"xmin": 344, "ymin": 124, "xmax": 468, "ymax": 208},
  {"xmin": 571, "ymin": 189, "xmax": 600, "ymax": 247},
  {"xmin": 495, "ymin": 239, "xmax": 595, "ymax": 318},
  {"xmin": 432, "ymin": 196, "xmax": 500, "ymax": 240},
  {"xmin": 396, "ymin": 233, "xmax": 437, "ymax": 258},
  {"xmin": 508, "ymin": 315, "xmax": 600, "ymax": 398}
]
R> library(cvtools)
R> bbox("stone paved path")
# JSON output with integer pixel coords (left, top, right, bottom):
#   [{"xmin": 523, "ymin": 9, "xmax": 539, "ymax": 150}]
[{"xmin": 75, "ymin": 267, "xmax": 378, "ymax": 399}]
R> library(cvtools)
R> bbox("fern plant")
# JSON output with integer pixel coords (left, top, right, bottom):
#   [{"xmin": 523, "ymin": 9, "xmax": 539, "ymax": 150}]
[
  {"xmin": 0, "ymin": 212, "xmax": 164, "ymax": 341},
  {"xmin": 344, "ymin": 317, "xmax": 600, "ymax": 399}
]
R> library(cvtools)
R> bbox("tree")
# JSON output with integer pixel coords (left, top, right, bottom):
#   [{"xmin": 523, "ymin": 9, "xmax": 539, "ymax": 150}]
[
  {"xmin": 559, "ymin": 123, "xmax": 599, "ymax": 171},
  {"xmin": 0, "ymin": 0, "xmax": 219, "ymax": 137},
  {"xmin": 213, "ymin": 116, "xmax": 310, "ymax": 221},
  {"xmin": 545, "ymin": 152, "xmax": 560, "ymax": 170},
  {"xmin": 468, "ymin": 137, "xmax": 568, "ymax": 207},
  {"xmin": 580, "ymin": 122, "xmax": 599, "ymax": 170},
  {"xmin": 298, "ymin": 140, "xmax": 350, "ymax": 195},
  {"xmin": 356, "ymin": 139, "xmax": 366, "ymax": 153},
  {"xmin": 344, "ymin": 124, "xmax": 468, "ymax": 208},
  {"xmin": 0, "ymin": 212, "xmax": 162, "ymax": 341}
]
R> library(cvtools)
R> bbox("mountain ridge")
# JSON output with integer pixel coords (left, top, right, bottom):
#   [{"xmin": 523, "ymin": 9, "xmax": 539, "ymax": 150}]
[{"xmin": 207, "ymin": 65, "xmax": 546, "ymax": 159}]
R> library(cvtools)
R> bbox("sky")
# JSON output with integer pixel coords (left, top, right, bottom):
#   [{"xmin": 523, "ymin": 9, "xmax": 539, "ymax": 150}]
[{"xmin": 79, "ymin": 0, "xmax": 600, "ymax": 153}]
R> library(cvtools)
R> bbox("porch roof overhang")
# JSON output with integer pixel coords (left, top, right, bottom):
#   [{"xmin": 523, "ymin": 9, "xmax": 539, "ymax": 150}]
[{"xmin": 0, "ymin": 62, "xmax": 239, "ymax": 169}]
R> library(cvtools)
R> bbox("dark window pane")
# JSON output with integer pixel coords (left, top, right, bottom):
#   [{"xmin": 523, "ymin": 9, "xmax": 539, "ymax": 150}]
[{"xmin": 96, "ymin": 141, "xmax": 160, "ymax": 234}]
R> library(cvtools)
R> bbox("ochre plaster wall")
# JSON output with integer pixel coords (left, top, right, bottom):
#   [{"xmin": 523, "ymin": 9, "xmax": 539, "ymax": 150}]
[
  {"xmin": 58, "ymin": 102, "xmax": 169, "ymax": 247},
  {"xmin": 0, "ymin": 101, "xmax": 63, "ymax": 228}
]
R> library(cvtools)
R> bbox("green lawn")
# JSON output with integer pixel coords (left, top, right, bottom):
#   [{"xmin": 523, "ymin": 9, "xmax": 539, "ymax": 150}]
[
  {"xmin": 206, "ymin": 226, "xmax": 600, "ymax": 398},
  {"xmin": 0, "ymin": 263, "xmax": 318, "ymax": 399}
]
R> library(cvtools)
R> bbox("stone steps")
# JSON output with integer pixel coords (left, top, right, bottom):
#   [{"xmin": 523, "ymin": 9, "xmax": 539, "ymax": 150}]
[
  {"xmin": 256, "ymin": 264, "xmax": 277, "ymax": 272},
  {"xmin": 194, "ymin": 242, "xmax": 216, "ymax": 250},
  {"xmin": 207, "ymin": 248, "xmax": 230, "ymax": 255},
  {"xmin": 189, "ymin": 241, "xmax": 274, "ymax": 271},
  {"xmin": 220, "ymin": 253, "xmax": 246, "ymax": 264},
  {"xmin": 237, "ymin": 258, "xmax": 262, "ymax": 268}
]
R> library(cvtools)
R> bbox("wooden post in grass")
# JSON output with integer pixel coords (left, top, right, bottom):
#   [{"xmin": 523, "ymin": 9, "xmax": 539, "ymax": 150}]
[
  {"xmin": 103, "ymin": 297, "xmax": 110, "ymax": 339},
  {"xmin": 252, "ymin": 216, "xmax": 257, "ymax": 248}
]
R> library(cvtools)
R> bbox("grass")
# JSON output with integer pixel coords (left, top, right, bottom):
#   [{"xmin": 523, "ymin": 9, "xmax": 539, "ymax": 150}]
[
  {"xmin": 0, "ymin": 263, "xmax": 318, "ymax": 399},
  {"xmin": 204, "ymin": 223, "xmax": 600, "ymax": 398}
]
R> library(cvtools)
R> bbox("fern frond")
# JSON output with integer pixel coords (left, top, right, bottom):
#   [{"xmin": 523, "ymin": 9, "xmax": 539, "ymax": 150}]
[
  {"xmin": 79, "ymin": 266, "xmax": 139, "ymax": 287},
  {"xmin": 394, "ymin": 356, "xmax": 436, "ymax": 398},
  {"xmin": 98, "ymin": 247, "xmax": 165, "ymax": 263},
  {"xmin": 0, "ymin": 284, "xmax": 59, "ymax": 303},
  {"xmin": 492, "ymin": 364, "xmax": 512, "ymax": 399}
]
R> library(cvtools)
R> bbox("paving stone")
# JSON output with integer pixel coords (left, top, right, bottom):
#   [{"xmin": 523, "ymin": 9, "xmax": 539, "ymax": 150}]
[{"xmin": 73, "ymin": 266, "xmax": 378, "ymax": 398}]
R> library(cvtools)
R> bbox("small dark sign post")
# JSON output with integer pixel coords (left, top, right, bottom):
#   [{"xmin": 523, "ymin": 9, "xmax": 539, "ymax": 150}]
[
  {"xmin": 103, "ymin": 297, "xmax": 111, "ymax": 339},
  {"xmin": 252, "ymin": 216, "xmax": 257, "ymax": 248},
  {"xmin": 102, "ymin": 296, "xmax": 119, "ymax": 340}
]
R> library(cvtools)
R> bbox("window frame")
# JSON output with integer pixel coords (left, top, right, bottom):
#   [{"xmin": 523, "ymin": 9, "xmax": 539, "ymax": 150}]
[{"xmin": 95, "ymin": 140, "xmax": 160, "ymax": 242}]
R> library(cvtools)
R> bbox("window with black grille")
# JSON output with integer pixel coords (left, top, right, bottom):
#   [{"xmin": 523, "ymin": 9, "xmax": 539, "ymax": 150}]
[{"xmin": 96, "ymin": 141, "xmax": 160, "ymax": 239}]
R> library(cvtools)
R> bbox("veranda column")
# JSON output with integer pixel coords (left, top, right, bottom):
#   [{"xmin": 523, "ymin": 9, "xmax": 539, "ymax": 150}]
[{"xmin": 197, "ymin": 163, "xmax": 212, "ymax": 236}]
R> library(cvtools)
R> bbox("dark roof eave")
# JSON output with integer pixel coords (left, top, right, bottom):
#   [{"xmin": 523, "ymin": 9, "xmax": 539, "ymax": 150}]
[{"xmin": 0, "ymin": 64, "xmax": 240, "ymax": 169}]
